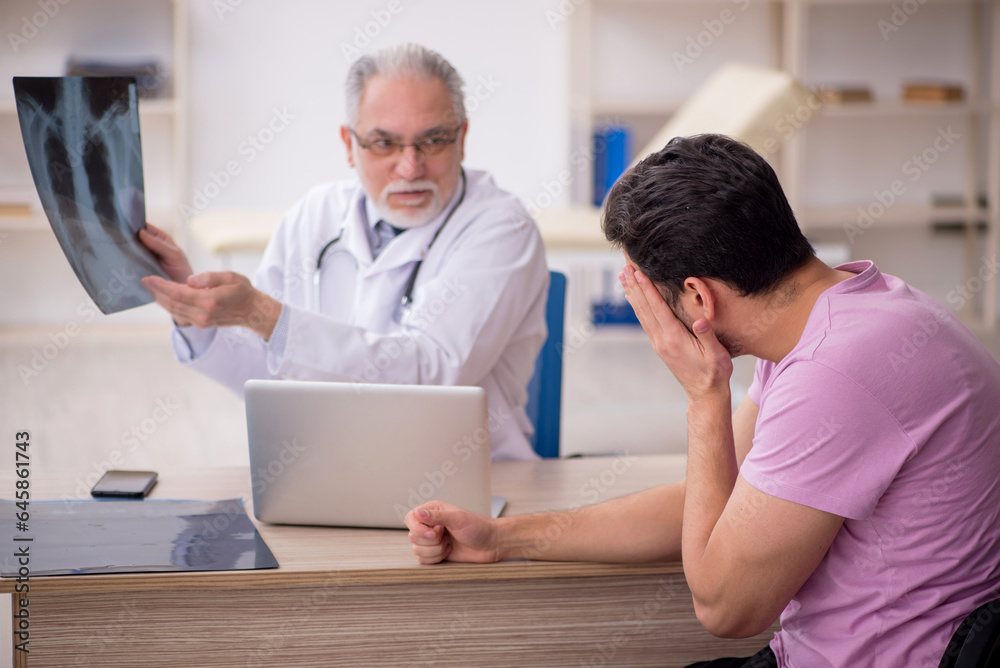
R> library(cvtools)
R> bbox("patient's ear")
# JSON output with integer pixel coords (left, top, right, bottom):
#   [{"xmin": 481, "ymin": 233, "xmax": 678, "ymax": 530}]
[{"xmin": 680, "ymin": 277, "xmax": 716, "ymax": 321}]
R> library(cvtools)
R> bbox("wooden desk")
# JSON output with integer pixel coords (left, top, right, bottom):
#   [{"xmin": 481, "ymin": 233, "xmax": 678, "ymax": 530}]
[{"xmin": 2, "ymin": 456, "xmax": 775, "ymax": 667}]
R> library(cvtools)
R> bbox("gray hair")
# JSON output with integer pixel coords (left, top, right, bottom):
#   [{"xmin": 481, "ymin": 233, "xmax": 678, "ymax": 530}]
[{"xmin": 344, "ymin": 43, "xmax": 466, "ymax": 128}]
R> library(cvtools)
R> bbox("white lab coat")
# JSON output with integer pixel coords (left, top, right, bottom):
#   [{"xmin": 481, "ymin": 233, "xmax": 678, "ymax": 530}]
[{"xmin": 172, "ymin": 168, "xmax": 549, "ymax": 460}]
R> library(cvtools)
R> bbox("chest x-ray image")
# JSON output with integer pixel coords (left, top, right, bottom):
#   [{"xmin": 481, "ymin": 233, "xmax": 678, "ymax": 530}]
[{"xmin": 13, "ymin": 76, "xmax": 168, "ymax": 314}]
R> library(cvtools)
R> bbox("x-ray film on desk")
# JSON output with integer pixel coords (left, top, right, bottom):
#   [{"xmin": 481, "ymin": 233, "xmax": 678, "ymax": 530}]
[{"xmin": 13, "ymin": 76, "xmax": 168, "ymax": 314}]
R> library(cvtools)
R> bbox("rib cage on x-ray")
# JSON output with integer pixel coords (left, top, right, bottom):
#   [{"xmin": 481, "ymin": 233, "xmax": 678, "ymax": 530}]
[{"xmin": 13, "ymin": 76, "xmax": 168, "ymax": 314}]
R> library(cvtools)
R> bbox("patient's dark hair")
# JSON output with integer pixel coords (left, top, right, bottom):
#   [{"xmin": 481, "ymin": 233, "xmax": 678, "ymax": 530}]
[{"xmin": 602, "ymin": 133, "xmax": 814, "ymax": 305}]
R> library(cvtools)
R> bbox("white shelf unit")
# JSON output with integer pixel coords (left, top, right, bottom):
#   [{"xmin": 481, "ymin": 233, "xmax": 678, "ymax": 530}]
[
  {"xmin": 568, "ymin": 0, "xmax": 1000, "ymax": 328},
  {"xmin": 784, "ymin": 0, "xmax": 999, "ymax": 327},
  {"xmin": 0, "ymin": 0, "xmax": 188, "ymax": 238}
]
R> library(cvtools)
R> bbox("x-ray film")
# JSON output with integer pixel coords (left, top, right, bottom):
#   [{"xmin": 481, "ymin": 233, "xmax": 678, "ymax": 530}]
[
  {"xmin": 0, "ymin": 498, "xmax": 279, "ymax": 576},
  {"xmin": 13, "ymin": 76, "xmax": 168, "ymax": 314}
]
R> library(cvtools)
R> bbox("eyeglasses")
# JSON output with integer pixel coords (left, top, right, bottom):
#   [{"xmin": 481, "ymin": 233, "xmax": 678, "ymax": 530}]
[{"xmin": 348, "ymin": 127, "xmax": 461, "ymax": 158}]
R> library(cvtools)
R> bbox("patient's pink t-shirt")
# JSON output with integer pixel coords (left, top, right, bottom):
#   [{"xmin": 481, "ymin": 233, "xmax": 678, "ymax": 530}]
[{"xmin": 743, "ymin": 261, "xmax": 1000, "ymax": 667}]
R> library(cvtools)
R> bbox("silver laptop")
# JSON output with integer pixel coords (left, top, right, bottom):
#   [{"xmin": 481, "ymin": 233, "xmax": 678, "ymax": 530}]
[{"xmin": 244, "ymin": 379, "xmax": 494, "ymax": 529}]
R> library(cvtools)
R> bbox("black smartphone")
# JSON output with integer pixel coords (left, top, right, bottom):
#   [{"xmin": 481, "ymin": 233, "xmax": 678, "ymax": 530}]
[{"xmin": 90, "ymin": 470, "xmax": 158, "ymax": 498}]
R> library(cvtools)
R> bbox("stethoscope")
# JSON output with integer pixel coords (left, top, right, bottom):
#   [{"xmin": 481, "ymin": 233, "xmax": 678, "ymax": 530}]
[{"xmin": 313, "ymin": 168, "xmax": 467, "ymax": 316}]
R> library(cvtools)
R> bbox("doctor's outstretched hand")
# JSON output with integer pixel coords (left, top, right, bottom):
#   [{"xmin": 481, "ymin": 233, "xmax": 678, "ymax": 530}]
[
  {"xmin": 138, "ymin": 220, "xmax": 281, "ymax": 339},
  {"xmin": 405, "ymin": 502, "xmax": 502, "ymax": 565},
  {"xmin": 141, "ymin": 270, "xmax": 283, "ymax": 342}
]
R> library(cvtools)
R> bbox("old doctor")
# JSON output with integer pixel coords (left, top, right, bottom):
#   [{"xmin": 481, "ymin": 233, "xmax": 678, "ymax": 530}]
[{"xmin": 139, "ymin": 43, "xmax": 549, "ymax": 461}]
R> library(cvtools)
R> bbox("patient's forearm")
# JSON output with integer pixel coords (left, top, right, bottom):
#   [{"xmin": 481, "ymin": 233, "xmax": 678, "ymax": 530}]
[{"xmin": 496, "ymin": 481, "xmax": 685, "ymax": 563}]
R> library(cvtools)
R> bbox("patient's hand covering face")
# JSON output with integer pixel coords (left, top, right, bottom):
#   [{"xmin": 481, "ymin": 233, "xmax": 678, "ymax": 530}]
[{"xmin": 14, "ymin": 76, "xmax": 168, "ymax": 314}]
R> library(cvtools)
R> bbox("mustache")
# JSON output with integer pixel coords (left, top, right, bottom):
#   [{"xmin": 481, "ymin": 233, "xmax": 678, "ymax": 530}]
[{"xmin": 382, "ymin": 180, "xmax": 439, "ymax": 197}]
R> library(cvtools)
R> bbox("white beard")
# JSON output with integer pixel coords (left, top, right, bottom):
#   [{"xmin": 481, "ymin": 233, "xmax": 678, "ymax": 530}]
[{"xmin": 373, "ymin": 180, "xmax": 444, "ymax": 229}]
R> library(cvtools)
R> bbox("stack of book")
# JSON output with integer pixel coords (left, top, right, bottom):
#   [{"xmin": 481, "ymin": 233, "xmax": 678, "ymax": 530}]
[
  {"xmin": 0, "ymin": 187, "xmax": 35, "ymax": 218},
  {"xmin": 903, "ymin": 82, "xmax": 964, "ymax": 103},
  {"xmin": 815, "ymin": 85, "xmax": 873, "ymax": 104}
]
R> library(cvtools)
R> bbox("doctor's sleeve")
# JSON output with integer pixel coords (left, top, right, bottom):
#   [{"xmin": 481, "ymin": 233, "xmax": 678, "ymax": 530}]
[{"xmin": 166, "ymin": 210, "xmax": 298, "ymax": 395}]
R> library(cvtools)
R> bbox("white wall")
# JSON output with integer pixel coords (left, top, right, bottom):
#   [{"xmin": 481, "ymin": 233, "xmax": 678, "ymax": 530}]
[{"xmin": 184, "ymin": 0, "xmax": 569, "ymax": 210}]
